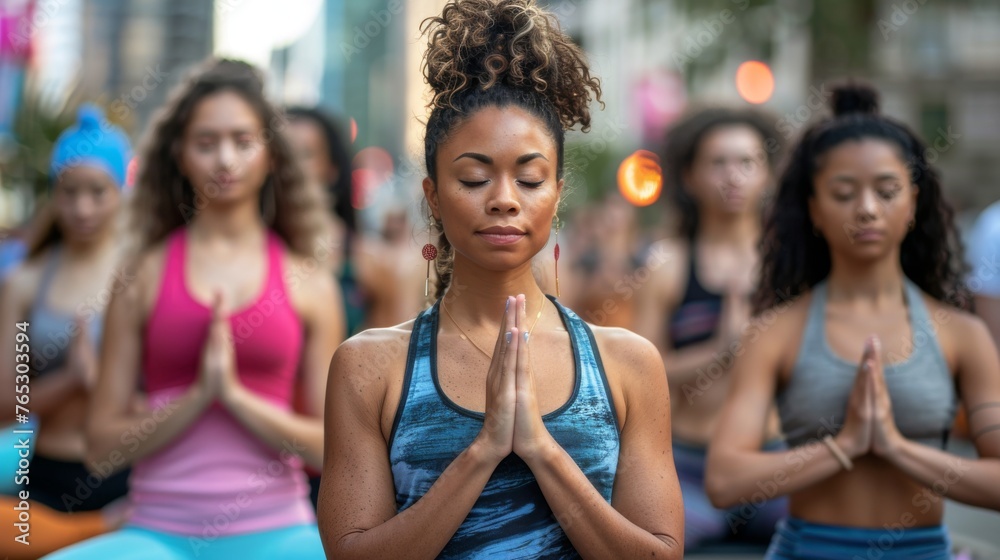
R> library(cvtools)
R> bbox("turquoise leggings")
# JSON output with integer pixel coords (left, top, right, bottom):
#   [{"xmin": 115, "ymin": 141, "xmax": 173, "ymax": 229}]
[{"xmin": 42, "ymin": 523, "xmax": 325, "ymax": 559}]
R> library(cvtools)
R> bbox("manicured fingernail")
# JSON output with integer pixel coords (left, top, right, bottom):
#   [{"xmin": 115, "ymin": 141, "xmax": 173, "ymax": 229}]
[
  {"xmin": 523, "ymin": 331, "xmax": 530, "ymax": 343},
  {"xmin": 505, "ymin": 298, "xmax": 510, "ymax": 311},
  {"xmin": 505, "ymin": 331, "xmax": 512, "ymax": 344}
]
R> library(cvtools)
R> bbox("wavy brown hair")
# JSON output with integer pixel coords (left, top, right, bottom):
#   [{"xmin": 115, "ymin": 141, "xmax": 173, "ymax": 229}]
[
  {"xmin": 130, "ymin": 58, "xmax": 322, "ymax": 257},
  {"xmin": 420, "ymin": 0, "xmax": 602, "ymax": 299}
]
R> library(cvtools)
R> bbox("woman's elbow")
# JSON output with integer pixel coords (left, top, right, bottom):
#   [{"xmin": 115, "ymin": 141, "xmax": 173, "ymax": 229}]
[{"xmin": 704, "ymin": 457, "xmax": 739, "ymax": 509}]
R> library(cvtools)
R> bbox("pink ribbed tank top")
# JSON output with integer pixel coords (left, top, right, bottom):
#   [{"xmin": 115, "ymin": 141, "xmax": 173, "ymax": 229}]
[{"xmin": 128, "ymin": 227, "xmax": 313, "ymax": 536}]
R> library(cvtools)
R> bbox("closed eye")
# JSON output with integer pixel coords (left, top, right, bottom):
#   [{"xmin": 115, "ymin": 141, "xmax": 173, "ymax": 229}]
[
  {"xmin": 520, "ymin": 180, "xmax": 544, "ymax": 188},
  {"xmin": 460, "ymin": 180, "xmax": 489, "ymax": 187}
]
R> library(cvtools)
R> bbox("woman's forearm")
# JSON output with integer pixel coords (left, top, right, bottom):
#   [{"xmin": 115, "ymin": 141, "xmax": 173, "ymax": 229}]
[
  {"xmin": 223, "ymin": 385, "xmax": 325, "ymax": 470},
  {"xmin": 664, "ymin": 338, "xmax": 727, "ymax": 388},
  {"xmin": 5, "ymin": 367, "xmax": 79, "ymax": 422},
  {"xmin": 887, "ymin": 438, "xmax": 1000, "ymax": 511},
  {"xmin": 85, "ymin": 385, "xmax": 212, "ymax": 473},
  {"xmin": 525, "ymin": 441, "xmax": 682, "ymax": 560},
  {"xmin": 326, "ymin": 441, "xmax": 498, "ymax": 560},
  {"xmin": 705, "ymin": 435, "xmax": 849, "ymax": 508}
]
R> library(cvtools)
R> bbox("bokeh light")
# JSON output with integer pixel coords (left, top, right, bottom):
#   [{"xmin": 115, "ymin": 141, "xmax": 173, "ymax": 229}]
[
  {"xmin": 349, "ymin": 118, "xmax": 358, "ymax": 144},
  {"xmin": 617, "ymin": 150, "xmax": 662, "ymax": 207},
  {"xmin": 735, "ymin": 61, "xmax": 774, "ymax": 104}
]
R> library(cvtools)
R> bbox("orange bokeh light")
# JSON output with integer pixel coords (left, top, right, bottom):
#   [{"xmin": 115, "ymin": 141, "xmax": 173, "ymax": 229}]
[
  {"xmin": 350, "ymin": 118, "xmax": 358, "ymax": 143},
  {"xmin": 617, "ymin": 150, "xmax": 662, "ymax": 207},
  {"xmin": 735, "ymin": 61, "xmax": 774, "ymax": 104}
]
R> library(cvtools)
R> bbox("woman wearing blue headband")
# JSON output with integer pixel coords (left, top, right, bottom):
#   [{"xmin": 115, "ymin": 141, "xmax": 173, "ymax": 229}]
[{"xmin": 0, "ymin": 104, "xmax": 133, "ymax": 558}]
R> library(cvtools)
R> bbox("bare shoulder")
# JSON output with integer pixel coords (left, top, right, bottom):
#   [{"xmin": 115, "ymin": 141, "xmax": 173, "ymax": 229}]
[
  {"xmin": 646, "ymin": 238, "xmax": 688, "ymax": 280},
  {"xmin": 3, "ymin": 253, "xmax": 46, "ymax": 304},
  {"xmin": 751, "ymin": 290, "xmax": 812, "ymax": 339},
  {"xmin": 282, "ymin": 251, "xmax": 338, "ymax": 316},
  {"xmin": 123, "ymin": 241, "xmax": 169, "ymax": 316},
  {"xmin": 589, "ymin": 325, "xmax": 665, "ymax": 426},
  {"xmin": 746, "ymin": 290, "xmax": 813, "ymax": 376},
  {"xmin": 643, "ymin": 237, "xmax": 689, "ymax": 302},
  {"xmin": 924, "ymin": 296, "xmax": 996, "ymax": 361},
  {"xmin": 329, "ymin": 320, "xmax": 416, "ymax": 393},
  {"xmin": 591, "ymin": 324, "xmax": 663, "ymax": 375},
  {"xmin": 923, "ymin": 296, "xmax": 982, "ymax": 336}
]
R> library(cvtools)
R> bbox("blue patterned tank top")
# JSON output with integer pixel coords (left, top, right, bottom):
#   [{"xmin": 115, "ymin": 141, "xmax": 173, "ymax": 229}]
[{"xmin": 389, "ymin": 296, "xmax": 621, "ymax": 559}]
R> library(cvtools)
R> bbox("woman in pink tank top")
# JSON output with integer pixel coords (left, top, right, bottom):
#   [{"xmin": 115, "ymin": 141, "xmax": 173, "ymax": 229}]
[{"xmin": 45, "ymin": 59, "xmax": 344, "ymax": 560}]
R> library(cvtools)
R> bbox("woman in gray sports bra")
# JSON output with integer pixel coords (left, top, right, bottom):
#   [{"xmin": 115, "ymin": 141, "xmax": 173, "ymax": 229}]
[
  {"xmin": 0, "ymin": 105, "xmax": 132, "ymax": 557},
  {"xmin": 705, "ymin": 82, "xmax": 1000, "ymax": 560}
]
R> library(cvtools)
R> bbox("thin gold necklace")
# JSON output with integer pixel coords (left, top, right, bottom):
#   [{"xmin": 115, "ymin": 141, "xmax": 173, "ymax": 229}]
[{"xmin": 441, "ymin": 299, "xmax": 544, "ymax": 359}]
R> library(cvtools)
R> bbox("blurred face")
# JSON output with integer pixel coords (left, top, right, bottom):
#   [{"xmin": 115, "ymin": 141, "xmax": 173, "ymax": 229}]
[
  {"xmin": 287, "ymin": 119, "xmax": 338, "ymax": 189},
  {"xmin": 808, "ymin": 138, "xmax": 918, "ymax": 261},
  {"xmin": 423, "ymin": 106, "xmax": 562, "ymax": 271},
  {"xmin": 178, "ymin": 90, "xmax": 271, "ymax": 206},
  {"xmin": 683, "ymin": 124, "xmax": 770, "ymax": 216},
  {"xmin": 52, "ymin": 165, "xmax": 121, "ymax": 242}
]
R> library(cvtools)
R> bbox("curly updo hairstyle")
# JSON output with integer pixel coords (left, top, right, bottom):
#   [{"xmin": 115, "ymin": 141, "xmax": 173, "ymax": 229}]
[
  {"xmin": 421, "ymin": 0, "xmax": 602, "ymax": 299},
  {"xmin": 753, "ymin": 80, "xmax": 970, "ymax": 314}
]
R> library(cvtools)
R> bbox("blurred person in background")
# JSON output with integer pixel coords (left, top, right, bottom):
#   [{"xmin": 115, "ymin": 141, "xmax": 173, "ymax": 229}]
[
  {"xmin": 635, "ymin": 106, "xmax": 786, "ymax": 551},
  {"xmin": 286, "ymin": 107, "xmax": 425, "ymax": 332},
  {"xmin": 46, "ymin": 59, "xmax": 342, "ymax": 560},
  {"xmin": 707, "ymin": 83, "xmax": 1000, "ymax": 559},
  {"xmin": 376, "ymin": 206, "xmax": 436, "ymax": 324},
  {"xmin": 966, "ymin": 199, "xmax": 1000, "ymax": 346},
  {"xmin": 285, "ymin": 106, "xmax": 366, "ymax": 335},
  {"xmin": 565, "ymin": 192, "xmax": 648, "ymax": 329},
  {"xmin": 0, "ymin": 105, "xmax": 133, "ymax": 559}
]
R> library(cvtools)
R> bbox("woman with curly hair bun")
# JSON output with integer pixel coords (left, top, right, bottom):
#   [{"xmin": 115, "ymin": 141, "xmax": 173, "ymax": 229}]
[
  {"xmin": 318, "ymin": 1, "xmax": 684, "ymax": 558},
  {"xmin": 706, "ymin": 81, "xmax": 1000, "ymax": 559},
  {"xmin": 46, "ymin": 59, "xmax": 342, "ymax": 559}
]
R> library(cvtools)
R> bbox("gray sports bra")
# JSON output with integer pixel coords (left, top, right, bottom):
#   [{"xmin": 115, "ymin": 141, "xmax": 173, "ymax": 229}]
[
  {"xmin": 27, "ymin": 247, "xmax": 105, "ymax": 377},
  {"xmin": 777, "ymin": 279, "xmax": 957, "ymax": 449}
]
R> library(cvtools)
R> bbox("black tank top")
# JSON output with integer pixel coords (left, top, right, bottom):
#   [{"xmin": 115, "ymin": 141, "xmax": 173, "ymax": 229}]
[{"xmin": 666, "ymin": 247, "xmax": 723, "ymax": 349}]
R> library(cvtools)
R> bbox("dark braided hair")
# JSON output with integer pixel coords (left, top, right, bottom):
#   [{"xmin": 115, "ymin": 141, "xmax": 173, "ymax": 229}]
[
  {"xmin": 420, "ymin": 0, "xmax": 602, "ymax": 299},
  {"xmin": 753, "ymin": 80, "xmax": 970, "ymax": 314}
]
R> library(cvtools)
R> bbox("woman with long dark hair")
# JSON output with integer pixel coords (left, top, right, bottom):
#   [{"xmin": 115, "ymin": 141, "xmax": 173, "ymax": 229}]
[
  {"xmin": 706, "ymin": 82, "xmax": 1000, "ymax": 558},
  {"xmin": 46, "ymin": 59, "xmax": 342, "ymax": 559},
  {"xmin": 635, "ymin": 106, "xmax": 786, "ymax": 550},
  {"xmin": 317, "ymin": 1, "xmax": 684, "ymax": 557}
]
